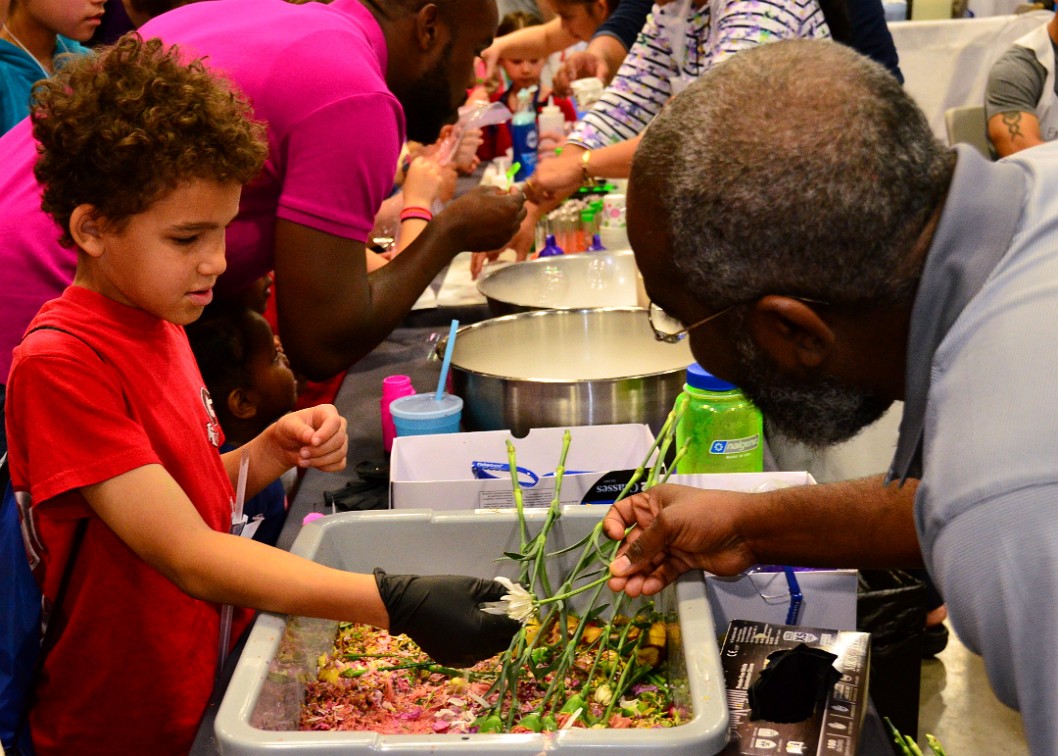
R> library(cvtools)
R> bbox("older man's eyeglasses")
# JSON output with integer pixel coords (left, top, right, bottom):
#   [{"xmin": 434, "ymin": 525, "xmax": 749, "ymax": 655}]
[
  {"xmin": 647, "ymin": 297, "xmax": 832, "ymax": 344},
  {"xmin": 647, "ymin": 301, "xmax": 735, "ymax": 343}
]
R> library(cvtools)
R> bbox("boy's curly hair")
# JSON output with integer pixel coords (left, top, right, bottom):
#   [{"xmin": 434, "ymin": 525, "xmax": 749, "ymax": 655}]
[{"xmin": 31, "ymin": 34, "xmax": 268, "ymax": 247}]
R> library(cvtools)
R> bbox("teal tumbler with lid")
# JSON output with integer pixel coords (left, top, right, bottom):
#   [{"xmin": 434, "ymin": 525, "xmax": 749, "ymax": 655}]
[{"xmin": 389, "ymin": 393, "xmax": 463, "ymax": 436}]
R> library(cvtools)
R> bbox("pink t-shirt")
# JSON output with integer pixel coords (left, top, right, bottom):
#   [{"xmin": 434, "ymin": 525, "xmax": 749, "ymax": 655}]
[{"xmin": 0, "ymin": 0, "xmax": 404, "ymax": 380}]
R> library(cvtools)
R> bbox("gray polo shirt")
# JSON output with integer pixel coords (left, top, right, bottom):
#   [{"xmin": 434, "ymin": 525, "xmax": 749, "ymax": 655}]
[
  {"xmin": 888, "ymin": 143, "xmax": 1058, "ymax": 753},
  {"xmin": 984, "ymin": 38, "xmax": 1058, "ymax": 121}
]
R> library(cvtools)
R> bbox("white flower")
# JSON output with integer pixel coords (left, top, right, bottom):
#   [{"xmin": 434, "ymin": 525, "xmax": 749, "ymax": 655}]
[{"xmin": 480, "ymin": 577, "xmax": 538, "ymax": 623}]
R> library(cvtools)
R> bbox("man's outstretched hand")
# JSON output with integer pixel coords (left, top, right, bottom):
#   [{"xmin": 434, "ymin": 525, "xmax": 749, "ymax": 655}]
[{"xmin": 604, "ymin": 484, "xmax": 758, "ymax": 597}]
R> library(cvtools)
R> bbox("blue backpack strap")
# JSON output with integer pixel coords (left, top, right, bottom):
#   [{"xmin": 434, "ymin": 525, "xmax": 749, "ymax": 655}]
[
  {"xmin": 0, "ymin": 451, "xmax": 39, "ymax": 753},
  {"xmin": 0, "ymin": 458, "xmax": 88, "ymax": 755}
]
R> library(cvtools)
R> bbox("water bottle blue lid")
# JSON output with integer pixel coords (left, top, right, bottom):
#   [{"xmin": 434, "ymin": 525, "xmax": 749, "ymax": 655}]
[{"xmin": 686, "ymin": 362, "xmax": 736, "ymax": 391}]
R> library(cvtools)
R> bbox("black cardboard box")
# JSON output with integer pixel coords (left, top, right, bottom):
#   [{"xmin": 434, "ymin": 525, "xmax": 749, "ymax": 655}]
[{"xmin": 720, "ymin": 620, "xmax": 871, "ymax": 756}]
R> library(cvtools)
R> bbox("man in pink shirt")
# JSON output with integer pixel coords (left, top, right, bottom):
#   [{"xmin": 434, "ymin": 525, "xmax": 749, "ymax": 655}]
[{"xmin": 0, "ymin": 0, "xmax": 524, "ymax": 453}]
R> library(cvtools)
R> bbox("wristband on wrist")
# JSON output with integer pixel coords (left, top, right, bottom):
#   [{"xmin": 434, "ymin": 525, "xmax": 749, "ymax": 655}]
[
  {"xmin": 580, "ymin": 150, "xmax": 593, "ymax": 185},
  {"xmin": 400, "ymin": 205, "xmax": 433, "ymax": 223}
]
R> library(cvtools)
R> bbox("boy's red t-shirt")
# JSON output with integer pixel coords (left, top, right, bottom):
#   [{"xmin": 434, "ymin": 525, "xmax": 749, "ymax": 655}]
[
  {"xmin": 477, "ymin": 86, "xmax": 578, "ymax": 163},
  {"xmin": 6, "ymin": 286, "xmax": 237, "ymax": 756}
]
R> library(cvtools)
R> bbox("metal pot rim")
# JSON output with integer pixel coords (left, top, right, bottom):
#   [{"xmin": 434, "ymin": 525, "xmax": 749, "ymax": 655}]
[
  {"xmin": 475, "ymin": 251, "xmax": 634, "ymax": 310},
  {"xmin": 437, "ymin": 307, "xmax": 687, "ymax": 383}
]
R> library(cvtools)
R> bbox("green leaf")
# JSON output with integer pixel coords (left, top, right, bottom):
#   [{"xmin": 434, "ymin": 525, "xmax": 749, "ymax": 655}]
[{"xmin": 545, "ymin": 531, "xmax": 595, "ymax": 557}]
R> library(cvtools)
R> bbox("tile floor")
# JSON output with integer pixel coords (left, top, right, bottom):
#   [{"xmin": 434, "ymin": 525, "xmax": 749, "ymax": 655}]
[{"xmin": 917, "ymin": 621, "xmax": 1028, "ymax": 754}]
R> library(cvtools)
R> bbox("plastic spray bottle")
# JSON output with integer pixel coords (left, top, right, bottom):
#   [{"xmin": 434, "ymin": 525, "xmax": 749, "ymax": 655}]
[
  {"xmin": 537, "ymin": 96, "xmax": 565, "ymax": 140},
  {"xmin": 510, "ymin": 87, "xmax": 539, "ymax": 182}
]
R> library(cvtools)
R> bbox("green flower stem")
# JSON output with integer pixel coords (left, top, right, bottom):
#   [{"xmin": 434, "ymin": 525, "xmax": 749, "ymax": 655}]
[
  {"xmin": 646, "ymin": 398, "xmax": 686, "ymax": 488},
  {"xmin": 604, "ymin": 659, "xmax": 653, "ymax": 722},
  {"xmin": 491, "ymin": 432, "xmax": 574, "ymax": 722},
  {"xmin": 538, "ymin": 574, "xmax": 612, "ymax": 605},
  {"xmin": 506, "ymin": 440, "xmax": 529, "ymax": 574},
  {"xmin": 601, "ymin": 614, "xmax": 651, "ymax": 722},
  {"xmin": 531, "ymin": 430, "xmax": 572, "ymax": 603},
  {"xmin": 604, "ymin": 612, "xmax": 642, "ymax": 690},
  {"xmin": 884, "ymin": 717, "xmax": 915, "ymax": 756},
  {"xmin": 925, "ymin": 734, "xmax": 948, "ymax": 756},
  {"xmin": 660, "ymin": 442, "xmax": 690, "ymax": 484},
  {"xmin": 538, "ymin": 577, "xmax": 615, "ymax": 715},
  {"xmin": 608, "ymin": 399, "xmax": 683, "ymax": 507},
  {"xmin": 485, "ymin": 395, "xmax": 691, "ymax": 731},
  {"xmin": 583, "ymin": 592, "xmax": 628, "ymax": 691}
]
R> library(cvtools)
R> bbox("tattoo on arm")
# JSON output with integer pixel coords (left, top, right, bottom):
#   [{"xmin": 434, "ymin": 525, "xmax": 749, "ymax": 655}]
[{"xmin": 1002, "ymin": 111, "xmax": 1024, "ymax": 141}]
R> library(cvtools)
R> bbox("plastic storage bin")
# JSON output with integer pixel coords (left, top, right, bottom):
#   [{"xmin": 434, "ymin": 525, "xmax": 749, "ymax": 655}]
[{"xmin": 215, "ymin": 507, "xmax": 730, "ymax": 754}]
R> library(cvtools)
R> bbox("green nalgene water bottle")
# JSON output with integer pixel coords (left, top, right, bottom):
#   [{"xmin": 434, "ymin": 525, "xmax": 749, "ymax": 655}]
[{"xmin": 675, "ymin": 363, "xmax": 763, "ymax": 474}]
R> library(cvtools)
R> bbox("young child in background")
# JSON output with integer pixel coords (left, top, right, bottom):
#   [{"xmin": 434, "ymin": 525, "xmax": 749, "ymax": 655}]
[
  {"xmin": 477, "ymin": 11, "xmax": 577, "ymax": 163},
  {"xmin": 4, "ymin": 35, "xmax": 516, "ymax": 756},
  {"xmin": 186, "ymin": 301, "xmax": 298, "ymax": 547},
  {"xmin": 367, "ymin": 147, "xmax": 456, "ymax": 271},
  {"xmin": 0, "ymin": 0, "xmax": 101, "ymax": 134}
]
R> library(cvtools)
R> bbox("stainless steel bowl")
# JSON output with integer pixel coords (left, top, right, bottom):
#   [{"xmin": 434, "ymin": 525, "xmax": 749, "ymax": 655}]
[
  {"xmin": 439, "ymin": 307, "xmax": 693, "ymax": 437},
  {"xmin": 476, "ymin": 250, "xmax": 638, "ymax": 316}
]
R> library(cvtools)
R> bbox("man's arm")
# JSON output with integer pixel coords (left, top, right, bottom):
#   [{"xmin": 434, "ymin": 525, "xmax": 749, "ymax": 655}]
[
  {"xmin": 274, "ymin": 187, "xmax": 525, "ymax": 379},
  {"xmin": 985, "ymin": 44, "xmax": 1048, "ymax": 157},
  {"xmin": 988, "ymin": 110, "xmax": 1045, "ymax": 158},
  {"xmin": 928, "ymin": 489, "xmax": 1058, "ymax": 753},
  {"xmin": 606, "ymin": 475, "xmax": 922, "ymax": 597}
]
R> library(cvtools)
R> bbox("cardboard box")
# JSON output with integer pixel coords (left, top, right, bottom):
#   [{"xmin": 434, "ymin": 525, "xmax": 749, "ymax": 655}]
[
  {"xmin": 665, "ymin": 472, "xmax": 816, "ymax": 493},
  {"xmin": 719, "ymin": 620, "xmax": 870, "ymax": 756},
  {"xmin": 389, "ymin": 424, "xmax": 656, "ymax": 510},
  {"xmin": 705, "ymin": 569, "xmax": 859, "ymax": 632},
  {"xmin": 664, "ymin": 473, "xmax": 859, "ymax": 633}
]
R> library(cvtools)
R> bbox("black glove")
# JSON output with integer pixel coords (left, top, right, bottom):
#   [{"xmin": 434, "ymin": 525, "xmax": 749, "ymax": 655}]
[{"xmin": 374, "ymin": 568, "xmax": 521, "ymax": 667}]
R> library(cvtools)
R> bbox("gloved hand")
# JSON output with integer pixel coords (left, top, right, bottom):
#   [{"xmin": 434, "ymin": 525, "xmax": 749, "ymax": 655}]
[{"xmin": 374, "ymin": 568, "xmax": 521, "ymax": 667}]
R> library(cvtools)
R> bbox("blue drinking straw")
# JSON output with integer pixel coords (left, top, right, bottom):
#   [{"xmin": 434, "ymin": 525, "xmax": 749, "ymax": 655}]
[{"xmin": 436, "ymin": 319, "xmax": 459, "ymax": 400}]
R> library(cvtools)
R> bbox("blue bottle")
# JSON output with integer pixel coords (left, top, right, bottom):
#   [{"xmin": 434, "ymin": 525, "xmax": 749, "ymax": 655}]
[{"xmin": 509, "ymin": 87, "xmax": 538, "ymax": 182}]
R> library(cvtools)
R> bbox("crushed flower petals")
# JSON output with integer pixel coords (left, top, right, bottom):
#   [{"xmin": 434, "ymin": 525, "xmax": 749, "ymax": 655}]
[{"xmin": 299, "ymin": 617, "xmax": 686, "ymax": 734}]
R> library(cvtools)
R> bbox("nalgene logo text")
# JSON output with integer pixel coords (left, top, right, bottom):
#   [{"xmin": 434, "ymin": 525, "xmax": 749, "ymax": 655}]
[{"xmin": 709, "ymin": 435, "xmax": 760, "ymax": 455}]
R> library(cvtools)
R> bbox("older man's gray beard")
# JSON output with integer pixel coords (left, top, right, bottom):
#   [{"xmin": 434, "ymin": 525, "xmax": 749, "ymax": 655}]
[{"xmin": 732, "ymin": 334, "xmax": 893, "ymax": 449}]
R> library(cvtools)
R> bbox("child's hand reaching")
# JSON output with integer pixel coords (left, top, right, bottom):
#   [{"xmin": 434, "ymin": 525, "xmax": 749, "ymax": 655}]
[
  {"xmin": 403, "ymin": 156, "xmax": 454, "ymax": 209},
  {"xmin": 271, "ymin": 404, "xmax": 349, "ymax": 471}
]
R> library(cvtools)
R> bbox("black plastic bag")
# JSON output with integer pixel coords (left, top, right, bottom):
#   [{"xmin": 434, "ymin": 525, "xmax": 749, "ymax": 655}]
[{"xmin": 856, "ymin": 569, "xmax": 926, "ymax": 741}]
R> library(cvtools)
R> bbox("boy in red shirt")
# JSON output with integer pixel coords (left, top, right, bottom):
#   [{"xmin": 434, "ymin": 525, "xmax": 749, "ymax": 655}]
[{"xmin": 5, "ymin": 36, "xmax": 516, "ymax": 756}]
